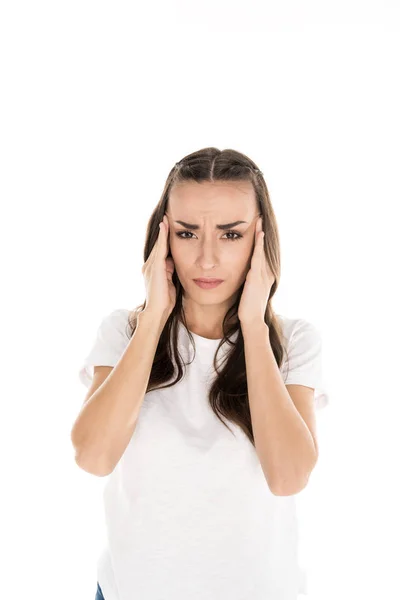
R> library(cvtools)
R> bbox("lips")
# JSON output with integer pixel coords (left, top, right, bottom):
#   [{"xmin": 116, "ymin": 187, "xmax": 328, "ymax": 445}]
[{"xmin": 193, "ymin": 278, "xmax": 224, "ymax": 283}]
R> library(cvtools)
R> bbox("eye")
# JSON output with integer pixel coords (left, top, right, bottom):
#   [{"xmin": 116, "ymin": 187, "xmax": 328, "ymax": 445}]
[{"xmin": 175, "ymin": 230, "xmax": 243, "ymax": 242}]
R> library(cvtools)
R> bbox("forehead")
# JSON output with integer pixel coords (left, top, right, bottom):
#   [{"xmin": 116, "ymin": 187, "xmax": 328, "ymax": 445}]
[{"xmin": 168, "ymin": 181, "xmax": 257, "ymax": 217}]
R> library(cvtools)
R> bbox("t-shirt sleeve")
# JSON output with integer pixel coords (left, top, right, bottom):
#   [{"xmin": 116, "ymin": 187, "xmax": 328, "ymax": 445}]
[
  {"xmin": 281, "ymin": 318, "xmax": 329, "ymax": 410},
  {"xmin": 78, "ymin": 308, "xmax": 131, "ymax": 389}
]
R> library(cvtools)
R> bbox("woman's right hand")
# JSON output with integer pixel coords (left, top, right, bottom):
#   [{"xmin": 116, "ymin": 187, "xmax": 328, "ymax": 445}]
[{"xmin": 141, "ymin": 214, "xmax": 177, "ymax": 322}]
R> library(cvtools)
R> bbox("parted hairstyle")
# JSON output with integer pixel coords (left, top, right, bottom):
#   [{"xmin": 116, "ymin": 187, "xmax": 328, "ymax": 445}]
[{"xmin": 126, "ymin": 147, "xmax": 289, "ymax": 447}]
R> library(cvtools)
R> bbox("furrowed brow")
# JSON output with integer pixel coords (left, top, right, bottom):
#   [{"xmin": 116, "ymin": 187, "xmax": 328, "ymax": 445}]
[{"xmin": 174, "ymin": 220, "xmax": 248, "ymax": 230}]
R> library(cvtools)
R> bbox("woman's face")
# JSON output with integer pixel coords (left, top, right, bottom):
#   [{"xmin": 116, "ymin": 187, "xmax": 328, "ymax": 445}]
[{"xmin": 166, "ymin": 180, "xmax": 260, "ymax": 303}]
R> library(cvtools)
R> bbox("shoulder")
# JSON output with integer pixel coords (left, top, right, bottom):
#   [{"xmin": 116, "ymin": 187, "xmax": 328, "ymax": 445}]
[
  {"xmin": 276, "ymin": 313, "xmax": 321, "ymax": 348},
  {"xmin": 276, "ymin": 314, "xmax": 323, "ymax": 366},
  {"xmin": 78, "ymin": 308, "xmax": 132, "ymax": 389},
  {"xmin": 96, "ymin": 307, "xmax": 132, "ymax": 340},
  {"xmin": 276, "ymin": 314, "xmax": 328, "ymax": 410},
  {"xmin": 104, "ymin": 307, "xmax": 131, "ymax": 326}
]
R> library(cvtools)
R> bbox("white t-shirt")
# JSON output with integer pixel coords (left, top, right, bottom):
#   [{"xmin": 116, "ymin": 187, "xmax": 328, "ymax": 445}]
[{"xmin": 79, "ymin": 308, "xmax": 329, "ymax": 600}]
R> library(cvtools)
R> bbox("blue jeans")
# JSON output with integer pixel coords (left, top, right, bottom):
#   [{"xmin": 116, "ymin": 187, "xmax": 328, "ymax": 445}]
[{"xmin": 95, "ymin": 582, "xmax": 105, "ymax": 600}]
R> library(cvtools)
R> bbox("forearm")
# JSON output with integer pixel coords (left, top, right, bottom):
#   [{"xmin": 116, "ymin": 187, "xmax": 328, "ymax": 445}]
[{"xmin": 241, "ymin": 320, "xmax": 317, "ymax": 495}]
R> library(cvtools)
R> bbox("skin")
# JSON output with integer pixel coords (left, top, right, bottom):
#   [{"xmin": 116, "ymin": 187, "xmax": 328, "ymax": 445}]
[{"xmin": 165, "ymin": 180, "xmax": 261, "ymax": 339}]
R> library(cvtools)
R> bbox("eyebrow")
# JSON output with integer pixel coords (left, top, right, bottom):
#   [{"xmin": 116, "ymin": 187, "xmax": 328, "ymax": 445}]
[{"xmin": 174, "ymin": 220, "xmax": 248, "ymax": 230}]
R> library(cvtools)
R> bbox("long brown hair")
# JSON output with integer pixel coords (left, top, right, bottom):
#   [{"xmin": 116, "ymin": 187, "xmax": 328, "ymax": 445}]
[{"xmin": 126, "ymin": 147, "xmax": 289, "ymax": 447}]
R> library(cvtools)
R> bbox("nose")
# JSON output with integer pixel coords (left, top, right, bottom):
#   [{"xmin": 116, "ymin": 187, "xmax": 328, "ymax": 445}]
[{"xmin": 195, "ymin": 237, "xmax": 222, "ymax": 269}]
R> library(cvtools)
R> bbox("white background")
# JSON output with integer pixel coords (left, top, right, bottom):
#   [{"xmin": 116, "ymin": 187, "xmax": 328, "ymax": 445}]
[{"xmin": 1, "ymin": 1, "xmax": 399, "ymax": 598}]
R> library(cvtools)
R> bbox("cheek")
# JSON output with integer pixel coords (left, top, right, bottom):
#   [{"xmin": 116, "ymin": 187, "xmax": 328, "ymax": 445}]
[
  {"xmin": 168, "ymin": 237, "xmax": 180, "ymax": 256},
  {"xmin": 225, "ymin": 247, "xmax": 248, "ymax": 269},
  {"xmin": 168, "ymin": 242, "xmax": 187, "ymax": 270},
  {"xmin": 229, "ymin": 241, "xmax": 253, "ymax": 262}
]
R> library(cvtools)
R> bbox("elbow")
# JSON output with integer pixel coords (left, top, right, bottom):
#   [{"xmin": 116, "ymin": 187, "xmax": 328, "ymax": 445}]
[
  {"xmin": 269, "ymin": 451, "xmax": 318, "ymax": 496},
  {"xmin": 270, "ymin": 470, "xmax": 314, "ymax": 496},
  {"xmin": 270, "ymin": 478, "xmax": 308, "ymax": 496},
  {"xmin": 74, "ymin": 450, "xmax": 113, "ymax": 478},
  {"xmin": 71, "ymin": 427, "xmax": 113, "ymax": 477}
]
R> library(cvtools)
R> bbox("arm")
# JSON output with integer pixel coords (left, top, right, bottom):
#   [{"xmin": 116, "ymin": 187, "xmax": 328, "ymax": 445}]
[
  {"xmin": 242, "ymin": 321, "xmax": 318, "ymax": 496},
  {"xmin": 71, "ymin": 310, "xmax": 166, "ymax": 476}
]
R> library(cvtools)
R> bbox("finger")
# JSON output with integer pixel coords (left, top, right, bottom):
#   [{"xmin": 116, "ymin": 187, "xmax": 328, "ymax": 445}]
[
  {"xmin": 163, "ymin": 214, "xmax": 169, "ymax": 236},
  {"xmin": 162, "ymin": 214, "xmax": 170, "ymax": 249},
  {"xmin": 255, "ymin": 215, "xmax": 262, "ymax": 241},
  {"xmin": 158, "ymin": 215, "xmax": 170, "ymax": 259},
  {"xmin": 156, "ymin": 220, "xmax": 165, "ymax": 257},
  {"xmin": 148, "ymin": 219, "xmax": 164, "ymax": 267},
  {"xmin": 259, "ymin": 217, "xmax": 264, "ymax": 245},
  {"xmin": 253, "ymin": 219, "xmax": 265, "ymax": 271},
  {"xmin": 253, "ymin": 217, "xmax": 262, "ymax": 245}
]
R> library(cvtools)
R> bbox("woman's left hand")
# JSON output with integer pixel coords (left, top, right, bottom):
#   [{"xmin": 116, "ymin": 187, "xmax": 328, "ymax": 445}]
[{"xmin": 238, "ymin": 216, "xmax": 275, "ymax": 326}]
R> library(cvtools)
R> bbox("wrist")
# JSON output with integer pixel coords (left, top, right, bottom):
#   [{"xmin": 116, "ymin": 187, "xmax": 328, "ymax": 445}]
[
  {"xmin": 139, "ymin": 309, "xmax": 169, "ymax": 330},
  {"xmin": 240, "ymin": 319, "xmax": 270, "ymax": 339},
  {"xmin": 240, "ymin": 317, "xmax": 267, "ymax": 330}
]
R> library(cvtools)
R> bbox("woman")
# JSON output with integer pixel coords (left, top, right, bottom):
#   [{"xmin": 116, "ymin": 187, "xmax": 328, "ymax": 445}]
[{"xmin": 72, "ymin": 147, "xmax": 329, "ymax": 600}]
